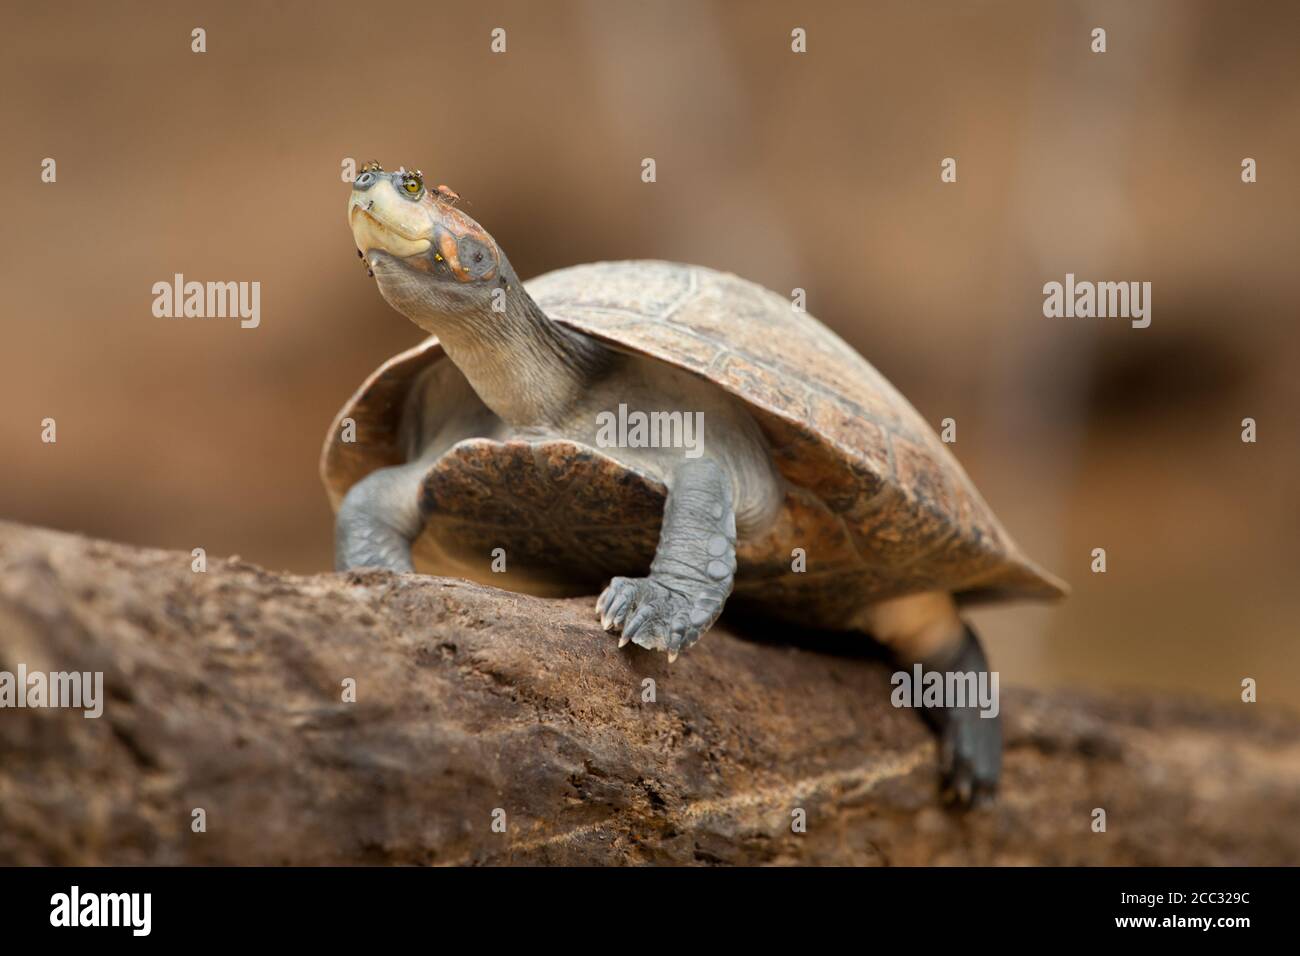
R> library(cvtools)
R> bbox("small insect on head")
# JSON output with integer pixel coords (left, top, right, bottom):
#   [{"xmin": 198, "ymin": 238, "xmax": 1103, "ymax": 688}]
[{"xmin": 433, "ymin": 183, "xmax": 462, "ymax": 205}]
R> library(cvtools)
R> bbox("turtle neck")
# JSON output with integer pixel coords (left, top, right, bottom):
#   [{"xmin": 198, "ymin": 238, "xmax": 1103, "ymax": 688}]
[{"xmin": 414, "ymin": 279, "xmax": 614, "ymax": 428}]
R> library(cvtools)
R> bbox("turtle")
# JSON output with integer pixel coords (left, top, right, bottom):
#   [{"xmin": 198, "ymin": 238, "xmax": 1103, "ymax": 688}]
[{"xmin": 324, "ymin": 164, "xmax": 1068, "ymax": 806}]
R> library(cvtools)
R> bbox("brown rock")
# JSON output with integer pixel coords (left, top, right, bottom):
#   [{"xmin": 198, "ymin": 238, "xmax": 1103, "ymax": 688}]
[{"xmin": 0, "ymin": 522, "xmax": 1295, "ymax": 865}]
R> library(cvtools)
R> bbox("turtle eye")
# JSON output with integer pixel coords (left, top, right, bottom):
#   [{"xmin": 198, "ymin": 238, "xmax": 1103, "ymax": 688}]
[{"xmin": 400, "ymin": 172, "xmax": 424, "ymax": 196}]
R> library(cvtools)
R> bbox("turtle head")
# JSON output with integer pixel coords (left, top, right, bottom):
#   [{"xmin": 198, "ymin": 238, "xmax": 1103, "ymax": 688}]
[
  {"xmin": 346, "ymin": 162, "xmax": 609, "ymax": 426},
  {"xmin": 347, "ymin": 163, "xmax": 506, "ymax": 329}
]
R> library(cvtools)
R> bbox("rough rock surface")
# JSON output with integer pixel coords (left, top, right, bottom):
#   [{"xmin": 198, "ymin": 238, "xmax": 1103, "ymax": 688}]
[{"xmin": 0, "ymin": 521, "xmax": 1296, "ymax": 865}]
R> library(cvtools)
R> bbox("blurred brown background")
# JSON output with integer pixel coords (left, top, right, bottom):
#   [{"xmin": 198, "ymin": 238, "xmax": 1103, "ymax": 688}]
[{"xmin": 1, "ymin": 1, "xmax": 1296, "ymax": 705}]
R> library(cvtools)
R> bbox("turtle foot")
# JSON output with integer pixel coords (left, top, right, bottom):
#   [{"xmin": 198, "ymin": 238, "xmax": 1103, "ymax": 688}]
[{"xmin": 596, "ymin": 576, "xmax": 722, "ymax": 660}]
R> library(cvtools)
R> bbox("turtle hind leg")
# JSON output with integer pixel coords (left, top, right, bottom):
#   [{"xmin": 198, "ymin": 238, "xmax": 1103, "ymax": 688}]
[
  {"xmin": 334, "ymin": 461, "xmax": 428, "ymax": 572},
  {"xmin": 921, "ymin": 622, "xmax": 1003, "ymax": 809},
  {"xmin": 855, "ymin": 591, "xmax": 1002, "ymax": 809}
]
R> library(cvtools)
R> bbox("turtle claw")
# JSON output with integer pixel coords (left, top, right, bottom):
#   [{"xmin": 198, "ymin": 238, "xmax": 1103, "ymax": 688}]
[
  {"xmin": 599, "ymin": 604, "xmax": 617, "ymax": 631},
  {"xmin": 598, "ymin": 579, "xmax": 635, "ymax": 632},
  {"xmin": 623, "ymin": 604, "xmax": 654, "ymax": 641},
  {"xmin": 595, "ymin": 575, "xmax": 719, "ymax": 658}
]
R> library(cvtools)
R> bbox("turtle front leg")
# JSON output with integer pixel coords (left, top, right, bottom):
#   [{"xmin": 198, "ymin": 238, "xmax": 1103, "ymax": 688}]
[
  {"xmin": 597, "ymin": 458, "xmax": 737, "ymax": 661},
  {"xmin": 334, "ymin": 462, "xmax": 426, "ymax": 572}
]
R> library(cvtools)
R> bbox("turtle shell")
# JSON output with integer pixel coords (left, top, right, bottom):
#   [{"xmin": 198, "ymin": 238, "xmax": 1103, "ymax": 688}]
[{"xmin": 322, "ymin": 261, "xmax": 1067, "ymax": 620}]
